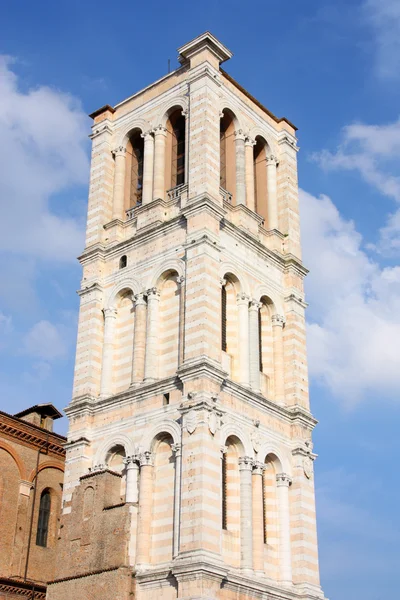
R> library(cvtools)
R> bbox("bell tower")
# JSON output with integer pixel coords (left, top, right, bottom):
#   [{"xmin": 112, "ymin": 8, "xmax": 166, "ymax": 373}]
[{"xmin": 48, "ymin": 32, "xmax": 326, "ymax": 600}]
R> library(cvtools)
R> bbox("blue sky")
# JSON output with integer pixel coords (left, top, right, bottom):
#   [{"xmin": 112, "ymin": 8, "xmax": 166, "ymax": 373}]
[{"xmin": 1, "ymin": 1, "xmax": 399, "ymax": 598}]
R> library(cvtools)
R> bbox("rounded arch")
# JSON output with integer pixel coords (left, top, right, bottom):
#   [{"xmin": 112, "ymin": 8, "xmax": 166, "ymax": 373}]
[
  {"xmin": 94, "ymin": 433, "xmax": 135, "ymax": 466},
  {"xmin": 0, "ymin": 441, "xmax": 26, "ymax": 479},
  {"xmin": 28, "ymin": 461, "xmax": 64, "ymax": 483},
  {"xmin": 106, "ymin": 277, "xmax": 141, "ymax": 309},
  {"xmin": 252, "ymin": 283, "xmax": 284, "ymax": 316},
  {"xmin": 258, "ymin": 441, "xmax": 292, "ymax": 475},
  {"xmin": 219, "ymin": 103, "xmax": 243, "ymax": 131},
  {"xmin": 248, "ymin": 125, "xmax": 277, "ymax": 156},
  {"xmin": 218, "ymin": 423, "xmax": 253, "ymax": 458},
  {"xmin": 220, "ymin": 263, "xmax": 250, "ymax": 296},
  {"xmin": 156, "ymin": 97, "xmax": 188, "ymax": 128},
  {"xmin": 140, "ymin": 419, "xmax": 181, "ymax": 452},
  {"xmin": 117, "ymin": 119, "xmax": 151, "ymax": 147},
  {"xmin": 147, "ymin": 259, "xmax": 185, "ymax": 289}
]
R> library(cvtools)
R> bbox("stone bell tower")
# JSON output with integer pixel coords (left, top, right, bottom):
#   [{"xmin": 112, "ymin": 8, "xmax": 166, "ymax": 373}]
[{"xmin": 47, "ymin": 32, "xmax": 326, "ymax": 600}]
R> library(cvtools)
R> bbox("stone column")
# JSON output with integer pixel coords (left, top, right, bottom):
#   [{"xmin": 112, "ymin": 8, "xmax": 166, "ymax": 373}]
[
  {"xmin": 144, "ymin": 288, "xmax": 160, "ymax": 381},
  {"xmin": 124, "ymin": 456, "xmax": 140, "ymax": 503},
  {"xmin": 141, "ymin": 131, "xmax": 154, "ymax": 205},
  {"xmin": 235, "ymin": 130, "xmax": 246, "ymax": 205},
  {"xmin": 112, "ymin": 146, "xmax": 127, "ymax": 220},
  {"xmin": 172, "ymin": 443, "xmax": 182, "ymax": 558},
  {"xmin": 153, "ymin": 125, "xmax": 167, "ymax": 200},
  {"xmin": 237, "ymin": 293, "xmax": 250, "ymax": 386},
  {"xmin": 266, "ymin": 155, "xmax": 279, "ymax": 229},
  {"xmin": 249, "ymin": 300, "xmax": 261, "ymax": 392},
  {"xmin": 177, "ymin": 276, "xmax": 185, "ymax": 367},
  {"xmin": 276, "ymin": 473, "xmax": 292, "ymax": 583},
  {"xmin": 245, "ymin": 137, "xmax": 256, "ymax": 212},
  {"xmin": 272, "ymin": 314, "xmax": 285, "ymax": 404},
  {"xmin": 130, "ymin": 293, "xmax": 147, "ymax": 385},
  {"xmin": 238, "ymin": 456, "xmax": 253, "ymax": 572},
  {"xmin": 136, "ymin": 452, "xmax": 154, "ymax": 564},
  {"xmin": 99, "ymin": 308, "xmax": 117, "ymax": 397},
  {"xmin": 252, "ymin": 461, "xmax": 265, "ymax": 573}
]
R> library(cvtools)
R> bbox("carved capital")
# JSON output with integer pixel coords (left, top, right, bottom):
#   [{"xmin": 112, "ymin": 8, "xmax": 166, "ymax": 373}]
[
  {"xmin": 234, "ymin": 129, "xmax": 246, "ymax": 142},
  {"xmin": 154, "ymin": 125, "xmax": 167, "ymax": 136},
  {"xmin": 123, "ymin": 454, "xmax": 140, "ymax": 467},
  {"xmin": 171, "ymin": 443, "xmax": 182, "ymax": 457},
  {"xmin": 139, "ymin": 451, "xmax": 154, "ymax": 467},
  {"xmin": 176, "ymin": 275, "xmax": 185, "ymax": 286},
  {"xmin": 220, "ymin": 277, "xmax": 227, "ymax": 287},
  {"xmin": 276, "ymin": 472, "xmax": 292, "ymax": 487},
  {"xmin": 103, "ymin": 307, "xmax": 117, "ymax": 320},
  {"xmin": 245, "ymin": 136, "xmax": 256, "ymax": 147},
  {"xmin": 249, "ymin": 299, "xmax": 262, "ymax": 312},
  {"xmin": 112, "ymin": 146, "xmax": 126, "ymax": 158},
  {"xmin": 266, "ymin": 154, "xmax": 279, "ymax": 167},
  {"xmin": 271, "ymin": 314, "xmax": 285, "ymax": 327},
  {"xmin": 238, "ymin": 455, "xmax": 254, "ymax": 471},
  {"xmin": 146, "ymin": 287, "xmax": 160, "ymax": 300},
  {"xmin": 141, "ymin": 130, "xmax": 154, "ymax": 142},
  {"xmin": 236, "ymin": 292, "xmax": 250, "ymax": 306},
  {"xmin": 134, "ymin": 293, "xmax": 147, "ymax": 307},
  {"xmin": 252, "ymin": 461, "xmax": 266, "ymax": 476}
]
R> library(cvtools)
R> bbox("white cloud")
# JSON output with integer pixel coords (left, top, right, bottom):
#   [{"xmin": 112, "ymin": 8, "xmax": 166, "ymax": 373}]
[
  {"xmin": 364, "ymin": 0, "xmax": 400, "ymax": 79},
  {"xmin": 23, "ymin": 320, "xmax": 69, "ymax": 360},
  {"xmin": 0, "ymin": 56, "xmax": 89, "ymax": 262},
  {"xmin": 300, "ymin": 189, "xmax": 400, "ymax": 404},
  {"xmin": 312, "ymin": 118, "xmax": 400, "ymax": 254}
]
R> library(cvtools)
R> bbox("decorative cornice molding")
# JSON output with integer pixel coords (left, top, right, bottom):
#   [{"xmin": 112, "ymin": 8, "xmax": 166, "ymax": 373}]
[{"xmin": 0, "ymin": 416, "xmax": 65, "ymax": 456}]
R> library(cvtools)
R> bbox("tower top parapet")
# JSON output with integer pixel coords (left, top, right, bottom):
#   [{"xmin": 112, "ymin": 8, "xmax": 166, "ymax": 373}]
[{"xmin": 177, "ymin": 31, "xmax": 233, "ymax": 67}]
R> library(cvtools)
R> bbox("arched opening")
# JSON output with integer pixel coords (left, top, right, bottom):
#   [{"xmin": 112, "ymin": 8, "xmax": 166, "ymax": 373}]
[
  {"xmin": 253, "ymin": 136, "xmax": 269, "ymax": 223},
  {"xmin": 262, "ymin": 453, "xmax": 281, "ymax": 579},
  {"xmin": 165, "ymin": 109, "xmax": 186, "ymax": 192},
  {"xmin": 221, "ymin": 435, "xmax": 243, "ymax": 568},
  {"xmin": 106, "ymin": 444, "xmax": 127, "ymax": 501},
  {"xmin": 258, "ymin": 295, "xmax": 274, "ymax": 396},
  {"xmin": 150, "ymin": 434, "xmax": 175, "ymax": 564},
  {"xmin": 83, "ymin": 486, "xmax": 95, "ymax": 521},
  {"xmin": 36, "ymin": 489, "xmax": 51, "ymax": 547},
  {"xmin": 125, "ymin": 129, "xmax": 144, "ymax": 209},
  {"xmin": 221, "ymin": 274, "xmax": 240, "ymax": 380},
  {"xmin": 220, "ymin": 110, "xmax": 236, "ymax": 202},
  {"xmin": 113, "ymin": 290, "xmax": 135, "ymax": 394},
  {"xmin": 158, "ymin": 271, "xmax": 180, "ymax": 378},
  {"xmin": 119, "ymin": 255, "xmax": 127, "ymax": 269}
]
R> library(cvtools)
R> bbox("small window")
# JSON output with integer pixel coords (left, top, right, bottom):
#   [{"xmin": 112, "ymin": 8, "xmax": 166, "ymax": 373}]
[
  {"xmin": 36, "ymin": 489, "xmax": 51, "ymax": 547},
  {"xmin": 119, "ymin": 255, "xmax": 127, "ymax": 269},
  {"xmin": 163, "ymin": 393, "xmax": 170, "ymax": 406}
]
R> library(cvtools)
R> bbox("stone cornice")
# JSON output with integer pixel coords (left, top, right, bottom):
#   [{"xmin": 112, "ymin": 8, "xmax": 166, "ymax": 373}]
[
  {"xmin": 0, "ymin": 412, "xmax": 66, "ymax": 456},
  {"xmin": 177, "ymin": 357, "xmax": 228, "ymax": 386},
  {"xmin": 77, "ymin": 282, "xmax": 103, "ymax": 298},
  {"xmin": 181, "ymin": 193, "xmax": 226, "ymax": 221},
  {"xmin": 0, "ymin": 578, "xmax": 46, "ymax": 600}
]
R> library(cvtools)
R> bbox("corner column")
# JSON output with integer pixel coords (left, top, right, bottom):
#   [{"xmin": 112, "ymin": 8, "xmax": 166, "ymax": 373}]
[
  {"xmin": 153, "ymin": 125, "xmax": 167, "ymax": 200},
  {"xmin": 136, "ymin": 452, "xmax": 154, "ymax": 564},
  {"xmin": 252, "ymin": 461, "xmax": 265, "ymax": 573},
  {"xmin": 112, "ymin": 146, "xmax": 127, "ymax": 220},
  {"xmin": 238, "ymin": 456, "xmax": 253, "ymax": 572},
  {"xmin": 99, "ymin": 307, "xmax": 117, "ymax": 397},
  {"xmin": 245, "ymin": 137, "xmax": 256, "ymax": 212},
  {"xmin": 130, "ymin": 293, "xmax": 147, "ymax": 385},
  {"xmin": 172, "ymin": 443, "xmax": 182, "ymax": 558},
  {"xmin": 266, "ymin": 154, "xmax": 279, "ymax": 229},
  {"xmin": 249, "ymin": 300, "xmax": 261, "ymax": 392},
  {"xmin": 272, "ymin": 314, "xmax": 285, "ymax": 404},
  {"xmin": 235, "ymin": 130, "xmax": 246, "ymax": 205},
  {"xmin": 276, "ymin": 472, "xmax": 292, "ymax": 584},
  {"xmin": 141, "ymin": 131, "xmax": 154, "ymax": 205},
  {"xmin": 144, "ymin": 287, "xmax": 160, "ymax": 381},
  {"xmin": 124, "ymin": 456, "xmax": 140, "ymax": 503},
  {"xmin": 237, "ymin": 293, "xmax": 250, "ymax": 385}
]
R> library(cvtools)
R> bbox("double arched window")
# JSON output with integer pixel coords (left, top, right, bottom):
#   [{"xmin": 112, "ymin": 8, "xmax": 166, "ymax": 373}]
[{"xmin": 36, "ymin": 489, "xmax": 51, "ymax": 547}]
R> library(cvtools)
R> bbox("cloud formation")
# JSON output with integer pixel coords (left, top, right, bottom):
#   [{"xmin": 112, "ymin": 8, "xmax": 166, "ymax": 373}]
[
  {"xmin": 364, "ymin": 0, "xmax": 400, "ymax": 79},
  {"xmin": 300, "ymin": 189, "xmax": 400, "ymax": 404}
]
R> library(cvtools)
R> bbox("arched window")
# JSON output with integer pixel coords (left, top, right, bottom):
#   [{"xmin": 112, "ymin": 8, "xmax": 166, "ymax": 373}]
[
  {"xmin": 258, "ymin": 296, "xmax": 274, "ymax": 396},
  {"xmin": 165, "ymin": 110, "xmax": 186, "ymax": 191},
  {"xmin": 221, "ymin": 450, "xmax": 228, "ymax": 530},
  {"xmin": 220, "ymin": 111, "xmax": 236, "ymax": 200},
  {"xmin": 36, "ymin": 489, "xmax": 51, "ymax": 547},
  {"xmin": 119, "ymin": 255, "xmax": 127, "ymax": 269},
  {"xmin": 253, "ymin": 137, "xmax": 268, "ymax": 223},
  {"xmin": 126, "ymin": 131, "xmax": 144, "ymax": 208},
  {"xmin": 221, "ymin": 436, "xmax": 242, "ymax": 568}
]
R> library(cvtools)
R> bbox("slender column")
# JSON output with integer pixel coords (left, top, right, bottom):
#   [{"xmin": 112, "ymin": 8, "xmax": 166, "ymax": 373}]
[
  {"xmin": 172, "ymin": 443, "xmax": 182, "ymax": 558},
  {"xmin": 144, "ymin": 288, "xmax": 160, "ymax": 381},
  {"xmin": 266, "ymin": 155, "xmax": 279, "ymax": 229},
  {"xmin": 276, "ymin": 473, "xmax": 292, "ymax": 583},
  {"xmin": 238, "ymin": 456, "xmax": 253, "ymax": 572},
  {"xmin": 235, "ymin": 130, "xmax": 246, "ymax": 205},
  {"xmin": 99, "ymin": 307, "xmax": 117, "ymax": 397},
  {"xmin": 177, "ymin": 276, "xmax": 185, "ymax": 367},
  {"xmin": 252, "ymin": 461, "xmax": 265, "ymax": 573},
  {"xmin": 249, "ymin": 300, "xmax": 261, "ymax": 392},
  {"xmin": 124, "ymin": 455, "xmax": 140, "ymax": 503},
  {"xmin": 141, "ymin": 131, "xmax": 154, "ymax": 205},
  {"xmin": 153, "ymin": 125, "xmax": 167, "ymax": 200},
  {"xmin": 272, "ymin": 314, "xmax": 285, "ymax": 404},
  {"xmin": 245, "ymin": 137, "xmax": 256, "ymax": 212},
  {"xmin": 237, "ymin": 293, "xmax": 250, "ymax": 385},
  {"xmin": 136, "ymin": 452, "xmax": 154, "ymax": 564},
  {"xmin": 130, "ymin": 293, "xmax": 147, "ymax": 385},
  {"xmin": 112, "ymin": 146, "xmax": 127, "ymax": 220}
]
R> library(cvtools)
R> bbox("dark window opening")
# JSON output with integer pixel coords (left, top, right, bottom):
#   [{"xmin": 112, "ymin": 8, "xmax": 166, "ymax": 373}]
[
  {"xmin": 129, "ymin": 133, "xmax": 144, "ymax": 207},
  {"xmin": 171, "ymin": 113, "xmax": 186, "ymax": 188},
  {"xmin": 258, "ymin": 307, "xmax": 263, "ymax": 372},
  {"xmin": 262, "ymin": 470, "xmax": 267, "ymax": 544},
  {"xmin": 119, "ymin": 255, "xmax": 127, "ymax": 269},
  {"xmin": 36, "ymin": 489, "xmax": 51, "ymax": 547},
  {"xmin": 221, "ymin": 285, "xmax": 227, "ymax": 352},
  {"xmin": 163, "ymin": 393, "xmax": 170, "ymax": 406},
  {"xmin": 222, "ymin": 452, "xmax": 227, "ymax": 530}
]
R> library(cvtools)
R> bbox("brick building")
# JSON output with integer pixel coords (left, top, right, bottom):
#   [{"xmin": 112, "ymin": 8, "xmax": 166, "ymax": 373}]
[
  {"xmin": 47, "ymin": 32, "xmax": 326, "ymax": 600},
  {"xmin": 0, "ymin": 404, "xmax": 65, "ymax": 600}
]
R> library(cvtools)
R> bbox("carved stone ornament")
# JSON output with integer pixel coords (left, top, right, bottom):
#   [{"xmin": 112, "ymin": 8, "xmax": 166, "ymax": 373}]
[
  {"xmin": 208, "ymin": 411, "xmax": 219, "ymax": 436},
  {"xmin": 303, "ymin": 456, "xmax": 314, "ymax": 480},
  {"xmin": 185, "ymin": 409, "xmax": 198, "ymax": 435},
  {"xmin": 251, "ymin": 429, "xmax": 261, "ymax": 454}
]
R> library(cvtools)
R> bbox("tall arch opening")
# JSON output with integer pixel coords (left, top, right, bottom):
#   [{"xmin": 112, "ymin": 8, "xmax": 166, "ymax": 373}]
[
  {"xmin": 165, "ymin": 109, "xmax": 186, "ymax": 192},
  {"xmin": 253, "ymin": 136, "xmax": 269, "ymax": 223},
  {"xmin": 221, "ymin": 435, "xmax": 242, "ymax": 568},
  {"xmin": 150, "ymin": 434, "xmax": 175, "ymax": 564},
  {"xmin": 158, "ymin": 271, "xmax": 180, "ymax": 378},
  {"xmin": 220, "ymin": 110, "xmax": 236, "ymax": 202},
  {"xmin": 262, "ymin": 454, "xmax": 281, "ymax": 580},
  {"xmin": 113, "ymin": 290, "xmax": 135, "ymax": 394},
  {"xmin": 221, "ymin": 273, "xmax": 240, "ymax": 380},
  {"xmin": 125, "ymin": 129, "xmax": 144, "ymax": 209},
  {"xmin": 36, "ymin": 488, "xmax": 51, "ymax": 547},
  {"xmin": 259, "ymin": 295, "xmax": 274, "ymax": 396},
  {"xmin": 105, "ymin": 444, "xmax": 127, "ymax": 501}
]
